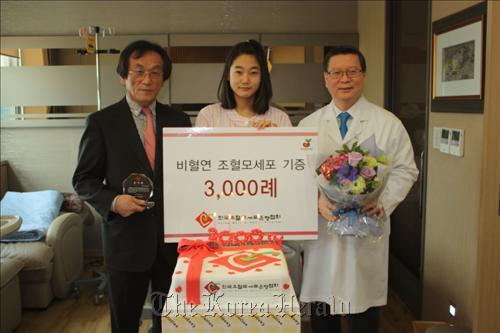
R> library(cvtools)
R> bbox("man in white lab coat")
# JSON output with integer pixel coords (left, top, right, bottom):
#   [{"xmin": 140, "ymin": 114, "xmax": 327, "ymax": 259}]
[{"xmin": 299, "ymin": 46, "xmax": 418, "ymax": 332}]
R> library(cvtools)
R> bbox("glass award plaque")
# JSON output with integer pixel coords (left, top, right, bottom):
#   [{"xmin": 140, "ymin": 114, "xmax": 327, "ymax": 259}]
[{"xmin": 122, "ymin": 173, "xmax": 155, "ymax": 209}]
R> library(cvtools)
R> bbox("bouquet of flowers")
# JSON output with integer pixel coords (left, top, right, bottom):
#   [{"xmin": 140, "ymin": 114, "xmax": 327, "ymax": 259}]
[{"xmin": 315, "ymin": 136, "xmax": 390, "ymax": 238}]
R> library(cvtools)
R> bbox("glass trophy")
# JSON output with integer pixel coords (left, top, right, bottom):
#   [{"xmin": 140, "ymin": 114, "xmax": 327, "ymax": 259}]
[{"xmin": 122, "ymin": 173, "xmax": 155, "ymax": 209}]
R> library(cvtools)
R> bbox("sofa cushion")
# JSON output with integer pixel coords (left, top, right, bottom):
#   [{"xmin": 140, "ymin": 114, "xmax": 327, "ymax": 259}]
[
  {"xmin": 0, "ymin": 257, "xmax": 24, "ymax": 288},
  {"xmin": 0, "ymin": 190, "xmax": 63, "ymax": 242},
  {"xmin": 0, "ymin": 242, "xmax": 54, "ymax": 271}
]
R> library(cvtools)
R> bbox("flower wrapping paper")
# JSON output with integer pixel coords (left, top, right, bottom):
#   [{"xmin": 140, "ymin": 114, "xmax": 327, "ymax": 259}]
[{"xmin": 312, "ymin": 135, "xmax": 391, "ymax": 238}]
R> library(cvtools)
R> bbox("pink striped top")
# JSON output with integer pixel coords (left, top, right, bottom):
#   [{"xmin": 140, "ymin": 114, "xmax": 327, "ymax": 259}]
[{"xmin": 195, "ymin": 103, "xmax": 292, "ymax": 127}]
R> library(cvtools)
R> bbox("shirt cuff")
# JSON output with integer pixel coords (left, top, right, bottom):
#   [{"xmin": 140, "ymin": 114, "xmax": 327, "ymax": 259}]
[{"xmin": 110, "ymin": 195, "xmax": 119, "ymax": 213}]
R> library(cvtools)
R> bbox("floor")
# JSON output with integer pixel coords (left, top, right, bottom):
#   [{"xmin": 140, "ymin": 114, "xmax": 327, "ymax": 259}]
[{"xmin": 14, "ymin": 261, "xmax": 415, "ymax": 333}]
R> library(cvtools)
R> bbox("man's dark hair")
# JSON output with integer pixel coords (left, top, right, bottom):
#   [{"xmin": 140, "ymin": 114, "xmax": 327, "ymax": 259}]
[
  {"xmin": 116, "ymin": 40, "xmax": 172, "ymax": 81},
  {"xmin": 217, "ymin": 40, "xmax": 272, "ymax": 115},
  {"xmin": 323, "ymin": 46, "xmax": 367, "ymax": 73}
]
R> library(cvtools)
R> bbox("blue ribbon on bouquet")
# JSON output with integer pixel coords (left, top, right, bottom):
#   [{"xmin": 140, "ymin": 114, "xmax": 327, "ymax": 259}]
[{"xmin": 332, "ymin": 206, "xmax": 361, "ymax": 227}]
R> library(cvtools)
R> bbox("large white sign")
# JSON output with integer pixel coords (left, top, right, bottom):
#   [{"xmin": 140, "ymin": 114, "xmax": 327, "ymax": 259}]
[{"xmin": 163, "ymin": 127, "xmax": 318, "ymax": 242}]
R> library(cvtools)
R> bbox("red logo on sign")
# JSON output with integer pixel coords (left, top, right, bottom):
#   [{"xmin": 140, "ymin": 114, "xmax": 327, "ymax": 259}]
[
  {"xmin": 204, "ymin": 281, "xmax": 220, "ymax": 295},
  {"xmin": 195, "ymin": 212, "xmax": 213, "ymax": 228},
  {"xmin": 209, "ymin": 251, "xmax": 280, "ymax": 272}
]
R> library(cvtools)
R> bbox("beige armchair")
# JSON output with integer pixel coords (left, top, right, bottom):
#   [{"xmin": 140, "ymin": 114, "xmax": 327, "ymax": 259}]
[
  {"xmin": 0, "ymin": 161, "xmax": 91, "ymax": 309},
  {"xmin": 0, "ymin": 208, "xmax": 86, "ymax": 308}
]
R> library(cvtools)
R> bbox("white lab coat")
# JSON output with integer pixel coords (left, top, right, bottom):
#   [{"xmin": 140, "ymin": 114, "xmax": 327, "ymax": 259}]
[{"xmin": 298, "ymin": 97, "xmax": 418, "ymax": 314}]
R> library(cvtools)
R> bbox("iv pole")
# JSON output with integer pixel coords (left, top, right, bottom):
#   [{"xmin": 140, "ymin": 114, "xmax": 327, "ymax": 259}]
[
  {"xmin": 94, "ymin": 27, "xmax": 101, "ymax": 110},
  {"xmin": 78, "ymin": 26, "xmax": 118, "ymax": 111}
]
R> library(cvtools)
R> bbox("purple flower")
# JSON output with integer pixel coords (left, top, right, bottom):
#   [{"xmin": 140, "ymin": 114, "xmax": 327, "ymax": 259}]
[
  {"xmin": 337, "ymin": 164, "xmax": 358, "ymax": 183},
  {"xmin": 348, "ymin": 167, "xmax": 358, "ymax": 181},
  {"xmin": 360, "ymin": 166, "xmax": 376, "ymax": 180},
  {"xmin": 337, "ymin": 164, "xmax": 350, "ymax": 182}
]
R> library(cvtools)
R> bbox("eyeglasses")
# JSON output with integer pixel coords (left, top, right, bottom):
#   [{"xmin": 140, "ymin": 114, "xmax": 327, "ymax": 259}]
[
  {"xmin": 129, "ymin": 69, "xmax": 163, "ymax": 80},
  {"xmin": 326, "ymin": 68, "xmax": 363, "ymax": 80}
]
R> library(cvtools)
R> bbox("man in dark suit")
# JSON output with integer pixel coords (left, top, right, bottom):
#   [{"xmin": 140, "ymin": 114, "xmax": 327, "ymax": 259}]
[{"xmin": 73, "ymin": 40, "xmax": 191, "ymax": 333}]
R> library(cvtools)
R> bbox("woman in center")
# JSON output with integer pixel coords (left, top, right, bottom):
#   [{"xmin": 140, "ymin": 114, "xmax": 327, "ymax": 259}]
[
  {"xmin": 195, "ymin": 40, "xmax": 292, "ymax": 128},
  {"xmin": 195, "ymin": 40, "xmax": 301, "ymax": 295}
]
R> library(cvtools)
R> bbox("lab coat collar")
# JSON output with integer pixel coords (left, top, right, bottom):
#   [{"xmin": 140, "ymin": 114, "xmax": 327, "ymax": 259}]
[{"xmin": 327, "ymin": 96, "xmax": 370, "ymax": 144}]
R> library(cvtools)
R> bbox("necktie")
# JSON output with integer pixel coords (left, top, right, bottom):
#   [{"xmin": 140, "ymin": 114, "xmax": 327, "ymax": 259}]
[
  {"xmin": 338, "ymin": 112, "xmax": 351, "ymax": 139},
  {"xmin": 143, "ymin": 107, "xmax": 155, "ymax": 170}
]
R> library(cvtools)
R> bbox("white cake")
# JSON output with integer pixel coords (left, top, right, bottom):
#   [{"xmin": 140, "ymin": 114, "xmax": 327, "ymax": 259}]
[{"xmin": 164, "ymin": 243, "xmax": 297, "ymax": 315}]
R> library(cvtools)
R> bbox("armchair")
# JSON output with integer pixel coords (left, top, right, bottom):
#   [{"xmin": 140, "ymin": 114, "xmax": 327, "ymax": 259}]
[
  {"xmin": 0, "ymin": 161, "xmax": 91, "ymax": 308},
  {"xmin": 0, "ymin": 208, "xmax": 86, "ymax": 308}
]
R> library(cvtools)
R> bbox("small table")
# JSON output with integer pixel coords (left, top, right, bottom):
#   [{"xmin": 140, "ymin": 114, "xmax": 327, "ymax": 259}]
[{"xmin": 0, "ymin": 215, "xmax": 22, "ymax": 237}]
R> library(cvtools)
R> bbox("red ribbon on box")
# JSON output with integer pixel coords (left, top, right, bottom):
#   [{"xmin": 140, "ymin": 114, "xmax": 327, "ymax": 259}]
[{"xmin": 177, "ymin": 239, "xmax": 219, "ymax": 304}]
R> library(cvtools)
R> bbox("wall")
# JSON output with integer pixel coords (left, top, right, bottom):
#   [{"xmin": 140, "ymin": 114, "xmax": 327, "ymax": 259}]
[
  {"xmin": 0, "ymin": 126, "xmax": 84, "ymax": 192},
  {"xmin": 422, "ymin": 0, "xmax": 484, "ymax": 328},
  {"xmin": 358, "ymin": 0, "xmax": 385, "ymax": 107},
  {"xmin": 474, "ymin": 2, "xmax": 500, "ymax": 332}
]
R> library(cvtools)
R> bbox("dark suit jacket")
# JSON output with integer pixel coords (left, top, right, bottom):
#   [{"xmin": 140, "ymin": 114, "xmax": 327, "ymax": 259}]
[{"xmin": 73, "ymin": 98, "xmax": 191, "ymax": 271}]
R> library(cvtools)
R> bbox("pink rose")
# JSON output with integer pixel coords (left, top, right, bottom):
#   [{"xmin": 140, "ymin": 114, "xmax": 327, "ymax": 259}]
[
  {"xmin": 319, "ymin": 154, "xmax": 349, "ymax": 180},
  {"xmin": 360, "ymin": 166, "xmax": 376, "ymax": 180},
  {"xmin": 348, "ymin": 152, "xmax": 363, "ymax": 167},
  {"xmin": 331, "ymin": 154, "xmax": 348, "ymax": 171}
]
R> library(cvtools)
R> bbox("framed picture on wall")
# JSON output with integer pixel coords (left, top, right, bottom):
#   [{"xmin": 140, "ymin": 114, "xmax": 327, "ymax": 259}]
[{"xmin": 431, "ymin": 2, "xmax": 487, "ymax": 113}]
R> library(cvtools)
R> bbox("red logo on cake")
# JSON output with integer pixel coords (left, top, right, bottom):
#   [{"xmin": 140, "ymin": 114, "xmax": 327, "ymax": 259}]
[
  {"xmin": 209, "ymin": 251, "xmax": 280, "ymax": 272},
  {"xmin": 204, "ymin": 281, "xmax": 220, "ymax": 295},
  {"xmin": 195, "ymin": 212, "xmax": 213, "ymax": 228}
]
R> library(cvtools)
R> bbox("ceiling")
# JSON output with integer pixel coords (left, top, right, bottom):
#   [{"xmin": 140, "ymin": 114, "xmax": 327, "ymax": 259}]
[{"xmin": 0, "ymin": 1, "xmax": 358, "ymax": 36}]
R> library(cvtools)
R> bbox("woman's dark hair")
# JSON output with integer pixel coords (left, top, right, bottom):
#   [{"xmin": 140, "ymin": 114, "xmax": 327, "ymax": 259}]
[
  {"xmin": 217, "ymin": 40, "xmax": 272, "ymax": 115},
  {"xmin": 323, "ymin": 45, "xmax": 367, "ymax": 73},
  {"xmin": 116, "ymin": 40, "xmax": 172, "ymax": 81}
]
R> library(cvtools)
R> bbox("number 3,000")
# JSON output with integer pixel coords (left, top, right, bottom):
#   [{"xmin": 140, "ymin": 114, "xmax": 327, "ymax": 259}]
[{"xmin": 204, "ymin": 179, "xmax": 259, "ymax": 197}]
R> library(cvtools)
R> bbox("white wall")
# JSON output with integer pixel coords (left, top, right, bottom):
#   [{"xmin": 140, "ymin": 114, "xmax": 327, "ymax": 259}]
[{"xmin": 1, "ymin": 126, "xmax": 84, "ymax": 192}]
